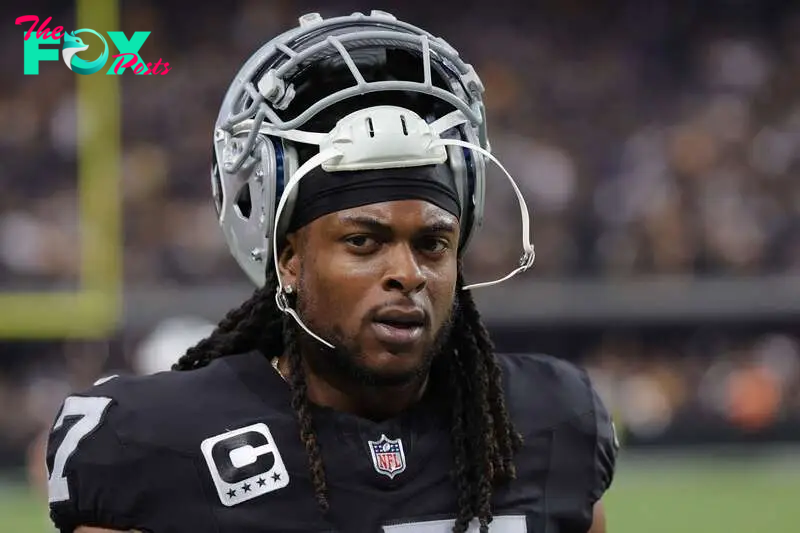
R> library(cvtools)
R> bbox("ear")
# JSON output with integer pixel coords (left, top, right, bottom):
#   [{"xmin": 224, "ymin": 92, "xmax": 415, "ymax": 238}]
[{"xmin": 277, "ymin": 232, "xmax": 302, "ymax": 289}]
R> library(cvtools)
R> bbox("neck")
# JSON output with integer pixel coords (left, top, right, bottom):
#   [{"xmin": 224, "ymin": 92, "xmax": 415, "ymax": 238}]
[{"xmin": 276, "ymin": 354, "xmax": 429, "ymax": 421}]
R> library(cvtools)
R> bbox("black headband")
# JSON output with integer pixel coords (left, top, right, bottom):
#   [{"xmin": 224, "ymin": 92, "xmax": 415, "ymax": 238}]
[{"xmin": 287, "ymin": 164, "xmax": 461, "ymax": 232}]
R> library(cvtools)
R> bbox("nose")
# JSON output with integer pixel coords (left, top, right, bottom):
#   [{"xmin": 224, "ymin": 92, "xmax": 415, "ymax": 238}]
[{"xmin": 382, "ymin": 243, "xmax": 427, "ymax": 295}]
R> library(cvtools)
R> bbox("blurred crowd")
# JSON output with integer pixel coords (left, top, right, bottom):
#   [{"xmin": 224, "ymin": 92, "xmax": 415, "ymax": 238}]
[
  {"xmin": 585, "ymin": 329, "xmax": 800, "ymax": 441},
  {"xmin": 1, "ymin": 0, "xmax": 799, "ymax": 287}
]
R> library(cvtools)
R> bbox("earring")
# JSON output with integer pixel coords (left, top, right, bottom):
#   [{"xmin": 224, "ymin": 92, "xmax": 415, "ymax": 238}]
[{"xmin": 284, "ymin": 285, "xmax": 294, "ymax": 295}]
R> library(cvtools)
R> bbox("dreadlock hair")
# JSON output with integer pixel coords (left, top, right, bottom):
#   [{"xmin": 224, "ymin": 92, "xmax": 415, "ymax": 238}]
[{"xmin": 174, "ymin": 265, "xmax": 523, "ymax": 533}]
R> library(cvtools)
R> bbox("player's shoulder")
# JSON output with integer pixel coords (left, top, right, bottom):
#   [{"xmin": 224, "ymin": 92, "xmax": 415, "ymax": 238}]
[
  {"xmin": 46, "ymin": 355, "xmax": 262, "ymax": 532},
  {"xmin": 497, "ymin": 352, "xmax": 618, "ymax": 508},
  {"xmin": 64, "ymin": 351, "xmax": 267, "ymax": 450},
  {"xmin": 495, "ymin": 352, "xmax": 606, "ymax": 436}
]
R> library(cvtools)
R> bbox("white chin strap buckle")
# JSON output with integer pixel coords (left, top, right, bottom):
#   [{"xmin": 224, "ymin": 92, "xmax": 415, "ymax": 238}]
[{"xmin": 319, "ymin": 106, "xmax": 448, "ymax": 171}]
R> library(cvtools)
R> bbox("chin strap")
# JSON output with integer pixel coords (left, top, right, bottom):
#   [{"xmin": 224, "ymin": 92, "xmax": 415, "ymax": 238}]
[
  {"xmin": 432, "ymin": 137, "xmax": 535, "ymax": 290},
  {"xmin": 273, "ymin": 148, "xmax": 341, "ymax": 349}
]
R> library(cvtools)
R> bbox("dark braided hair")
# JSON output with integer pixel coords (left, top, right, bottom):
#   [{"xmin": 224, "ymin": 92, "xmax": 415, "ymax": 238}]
[{"xmin": 174, "ymin": 266, "xmax": 522, "ymax": 532}]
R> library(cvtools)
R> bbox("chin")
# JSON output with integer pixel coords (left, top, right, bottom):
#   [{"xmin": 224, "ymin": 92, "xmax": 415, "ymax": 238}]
[
  {"xmin": 365, "ymin": 347, "xmax": 425, "ymax": 368},
  {"xmin": 349, "ymin": 347, "xmax": 433, "ymax": 387}
]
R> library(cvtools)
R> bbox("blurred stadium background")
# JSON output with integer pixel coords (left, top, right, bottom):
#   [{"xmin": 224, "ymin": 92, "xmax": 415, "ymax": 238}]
[{"xmin": 2, "ymin": 0, "xmax": 800, "ymax": 531}]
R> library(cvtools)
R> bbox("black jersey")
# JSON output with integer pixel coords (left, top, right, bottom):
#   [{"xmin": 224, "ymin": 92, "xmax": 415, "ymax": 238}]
[{"xmin": 46, "ymin": 351, "xmax": 616, "ymax": 533}]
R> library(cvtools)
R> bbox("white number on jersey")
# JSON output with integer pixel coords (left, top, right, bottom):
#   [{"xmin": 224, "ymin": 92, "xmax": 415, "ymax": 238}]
[
  {"xmin": 48, "ymin": 395, "xmax": 113, "ymax": 503},
  {"xmin": 384, "ymin": 515, "xmax": 527, "ymax": 532}
]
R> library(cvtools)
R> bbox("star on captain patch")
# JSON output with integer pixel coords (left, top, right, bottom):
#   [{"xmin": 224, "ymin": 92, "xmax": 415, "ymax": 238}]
[{"xmin": 367, "ymin": 434, "xmax": 406, "ymax": 479}]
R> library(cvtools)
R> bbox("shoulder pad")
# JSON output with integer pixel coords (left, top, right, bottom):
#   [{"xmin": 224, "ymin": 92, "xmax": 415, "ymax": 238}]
[
  {"xmin": 45, "ymin": 363, "xmax": 235, "ymax": 531},
  {"xmin": 497, "ymin": 353, "xmax": 617, "ymax": 502},
  {"xmin": 79, "ymin": 358, "xmax": 247, "ymax": 449},
  {"xmin": 498, "ymin": 353, "xmax": 599, "ymax": 434}
]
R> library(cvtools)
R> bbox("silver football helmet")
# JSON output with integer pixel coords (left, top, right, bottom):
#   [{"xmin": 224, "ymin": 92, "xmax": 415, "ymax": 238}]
[{"xmin": 211, "ymin": 11, "xmax": 535, "ymax": 336}]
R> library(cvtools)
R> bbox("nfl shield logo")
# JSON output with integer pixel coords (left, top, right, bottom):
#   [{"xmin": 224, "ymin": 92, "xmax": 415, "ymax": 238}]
[{"xmin": 368, "ymin": 434, "xmax": 406, "ymax": 479}]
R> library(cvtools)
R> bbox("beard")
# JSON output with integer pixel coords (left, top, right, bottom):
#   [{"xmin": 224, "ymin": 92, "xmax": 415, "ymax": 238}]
[{"xmin": 292, "ymin": 287, "xmax": 456, "ymax": 388}]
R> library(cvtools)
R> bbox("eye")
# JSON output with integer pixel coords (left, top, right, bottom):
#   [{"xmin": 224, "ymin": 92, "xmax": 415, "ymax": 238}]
[
  {"xmin": 418, "ymin": 236, "xmax": 450, "ymax": 255},
  {"xmin": 344, "ymin": 234, "xmax": 380, "ymax": 252}
]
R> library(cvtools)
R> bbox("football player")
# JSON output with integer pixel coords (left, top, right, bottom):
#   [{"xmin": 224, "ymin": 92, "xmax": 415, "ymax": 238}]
[{"xmin": 46, "ymin": 11, "xmax": 617, "ymax": 533}]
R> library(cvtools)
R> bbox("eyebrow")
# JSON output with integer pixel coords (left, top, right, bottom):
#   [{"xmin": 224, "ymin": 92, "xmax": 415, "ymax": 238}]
[{"xmin": 338, "ymin": 214, "xmax": 458, "ymax": 234}]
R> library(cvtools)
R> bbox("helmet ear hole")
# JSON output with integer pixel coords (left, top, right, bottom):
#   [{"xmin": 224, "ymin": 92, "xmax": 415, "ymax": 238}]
[
  {"xmin": 234, "ymin": 184, "xmax": 252, "ymax": 219},
  {"xmin": 211, "ymin": 149, "xmax": 224, "ymax": 217}
]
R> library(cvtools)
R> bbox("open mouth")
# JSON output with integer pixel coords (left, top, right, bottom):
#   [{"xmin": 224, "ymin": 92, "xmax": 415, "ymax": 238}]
[
  {"xmin": 371, "ymin": 309, "xmax": 426, "ymax": 346},
  {"xmin": 374, "ymin": 317, "xmax": 425, "ymax": 328}
]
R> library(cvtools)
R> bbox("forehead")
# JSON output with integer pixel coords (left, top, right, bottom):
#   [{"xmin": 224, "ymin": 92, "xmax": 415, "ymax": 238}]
[{"xmin": 326, "ymin": 200, "xmax": 459, "ymax": 228}]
